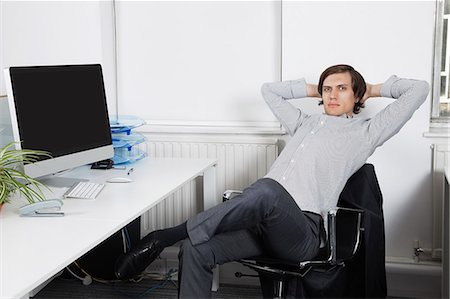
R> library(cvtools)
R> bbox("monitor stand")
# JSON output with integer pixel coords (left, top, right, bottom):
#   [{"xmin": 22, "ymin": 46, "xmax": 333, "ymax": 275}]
[{"xmin": 38, "ymin": 176, "xmax": 89, "ymax": 188}]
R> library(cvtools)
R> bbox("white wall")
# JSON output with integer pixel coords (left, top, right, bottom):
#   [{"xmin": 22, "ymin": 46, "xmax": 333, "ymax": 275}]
[
  {"xmin": 0, "ymin": 0, "xmax": 116, "ymax": 114},
  {"xmin": 115, "ymin": 0, "xmax": 281, "ymax": 125},
  {"xmin": 0, "ymin": 0, "xmax": 119, "ymax": 146}
]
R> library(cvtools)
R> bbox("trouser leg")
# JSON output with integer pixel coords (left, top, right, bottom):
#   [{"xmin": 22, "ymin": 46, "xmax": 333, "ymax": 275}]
[
  {"xmin": 178, "ymin": 229, "xmax": 264, "ymax": 298},
  {"xmin": 187, "ymin": 178, "xmax": 320, "ymax": 261},
  {"xmin": 179, "ymin": 178, "xmax": 321, "ymax": 298}
]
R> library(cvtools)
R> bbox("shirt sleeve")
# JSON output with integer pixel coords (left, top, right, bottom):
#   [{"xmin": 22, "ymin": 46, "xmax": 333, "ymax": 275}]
[
  {"xmin": 261, "ymin": 79, "xmax": 310, "ymax": 136},
  {"xmin": 367, "ymin": 75, "xmax": 430, "ymax": 147}
]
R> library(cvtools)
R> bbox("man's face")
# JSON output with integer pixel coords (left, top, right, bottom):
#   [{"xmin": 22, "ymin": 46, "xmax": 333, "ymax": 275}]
[{"xmin": 321, "ymin": 72, "xmax": 357, "ymax": 117}]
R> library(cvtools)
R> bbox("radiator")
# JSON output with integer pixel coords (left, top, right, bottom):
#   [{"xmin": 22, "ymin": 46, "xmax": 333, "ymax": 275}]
[{"xmin": 139, "ymin": 135, "xmax": 279, "ymax": 236}]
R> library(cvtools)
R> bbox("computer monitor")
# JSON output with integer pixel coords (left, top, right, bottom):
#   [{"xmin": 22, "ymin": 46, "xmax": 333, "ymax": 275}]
[{"xmin": 4, "ymin": 64, "xmax": 113, "ymax": 183}]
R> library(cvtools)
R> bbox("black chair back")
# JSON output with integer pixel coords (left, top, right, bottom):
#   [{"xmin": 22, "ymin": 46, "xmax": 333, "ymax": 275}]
[{"xmin": 335, "ymin": 163, "xmax": 387, "ymax": 298}]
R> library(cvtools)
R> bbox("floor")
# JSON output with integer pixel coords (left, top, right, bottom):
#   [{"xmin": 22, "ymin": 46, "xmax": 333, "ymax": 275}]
[{"xmin": 33, "ymin": 269, "xmax": 262, "ymax": 299}]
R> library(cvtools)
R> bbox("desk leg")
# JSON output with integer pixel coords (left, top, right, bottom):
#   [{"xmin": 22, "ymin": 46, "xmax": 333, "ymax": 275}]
[
  {"xmin": 202, "ymin": 164, "xmax": 219, "ymax": 291},
  {"xmin": 203, "ymin": 164, "xmax": 217, "ymax": 210}
]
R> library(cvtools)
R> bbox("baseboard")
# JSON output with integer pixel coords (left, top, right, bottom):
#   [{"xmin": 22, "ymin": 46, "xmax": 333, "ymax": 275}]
[{"xmin": 386, "ymin": 260, "xmax": 441, "ymax": 298}]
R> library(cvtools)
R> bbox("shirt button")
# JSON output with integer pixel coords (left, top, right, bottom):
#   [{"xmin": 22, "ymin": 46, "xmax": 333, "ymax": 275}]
[
  {"xmin": 290, "ymin": 159, "xmax": 295, "ymax": 163},
  {"xmin": 320, "ymin": 121, "xmax": 324, "ymax": 125},
  {"xmin": 282, "ymin": 176, "xmax": 286, "ymax": 180},
  {"xmin": 310, "ymin": 131, "xmax": 315, "ymax": 134}
]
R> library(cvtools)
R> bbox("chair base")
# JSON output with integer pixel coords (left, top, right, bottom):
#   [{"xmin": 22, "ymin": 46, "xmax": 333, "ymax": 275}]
[{"xmin": 239, "ymin": 257, "xmax": 348, "ymax": 298}]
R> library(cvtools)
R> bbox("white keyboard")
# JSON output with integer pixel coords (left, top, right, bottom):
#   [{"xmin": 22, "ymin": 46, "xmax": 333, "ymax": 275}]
[{"xmin": 63, "ymin": 181, "xmax": 105, "ymax": 199}]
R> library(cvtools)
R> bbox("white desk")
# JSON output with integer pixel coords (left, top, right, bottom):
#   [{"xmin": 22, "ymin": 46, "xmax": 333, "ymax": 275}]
[{"xmin": 0, "ymin": 158, "xmax": 217, "ymax": 299}]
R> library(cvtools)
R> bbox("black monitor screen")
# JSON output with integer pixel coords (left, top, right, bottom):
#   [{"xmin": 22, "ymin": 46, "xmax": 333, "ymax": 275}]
[{"xmin": 9, "ymin": 64, "xmax": 112, "ymax": 158}]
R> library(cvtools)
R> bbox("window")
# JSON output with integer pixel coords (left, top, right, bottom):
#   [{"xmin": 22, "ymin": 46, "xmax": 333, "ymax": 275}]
[{"xmin": 433, "ymin": 0, "xmax": 450, "ymax": 123}]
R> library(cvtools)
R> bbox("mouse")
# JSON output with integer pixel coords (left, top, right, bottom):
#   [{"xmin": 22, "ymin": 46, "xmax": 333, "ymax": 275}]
[{"xmin": 107, "ymin": 177, "xmax": 133, "ymax": 183}]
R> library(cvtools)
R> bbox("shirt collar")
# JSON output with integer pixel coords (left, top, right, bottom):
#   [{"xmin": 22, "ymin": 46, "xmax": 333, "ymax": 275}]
[{"xmin": 323, "ymin": 113, "xmax": 354, "ymax": 119}]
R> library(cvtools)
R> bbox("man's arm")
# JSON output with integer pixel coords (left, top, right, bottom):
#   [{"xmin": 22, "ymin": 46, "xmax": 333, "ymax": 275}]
[
  {"xmin": 261, "ymin": 79, "xmax": 318, "ymax": 136},
  {"xmin": 360, "ymin": 83, "xmax": 382, "ymax": 104},
  {"xmin": 365, "ymin": 75, "xmax": 430, "ymax": 147},
  {"xmin": 306, "ymin": 84, "xmax": 321, "ymax": 98}
]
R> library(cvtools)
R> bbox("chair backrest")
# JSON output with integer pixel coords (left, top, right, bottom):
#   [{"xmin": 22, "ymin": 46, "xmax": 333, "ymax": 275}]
[
  {"xmin": 335, "ymin": 163, "xmax": 387, "ymax": 298},
  {"xmin": 314, "ymin": 163, "xmax": 378, "ymax": 266},
  {"xmin": 331, "ymin": 163, "xmax": 383, "ymax": 263},
  {"xmin": 337, "ymin": 163, "xmax": 384, "ymax": 218}
]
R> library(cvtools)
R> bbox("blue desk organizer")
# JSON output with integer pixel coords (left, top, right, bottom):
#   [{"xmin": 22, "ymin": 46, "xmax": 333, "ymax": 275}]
[{"xmin": 109, "ymin": 115, "xmax": 147, "ymax": 165}]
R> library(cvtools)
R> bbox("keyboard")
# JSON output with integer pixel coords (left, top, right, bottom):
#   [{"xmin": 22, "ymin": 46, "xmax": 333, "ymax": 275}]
[{"xmin": 63, "ymin": 181, "xmax": 105, "ymax": 199}]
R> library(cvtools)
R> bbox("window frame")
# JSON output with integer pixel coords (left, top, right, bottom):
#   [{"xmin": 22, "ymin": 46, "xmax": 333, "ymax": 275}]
[{"xmin": 432, "ymin": 0, "xmax": 450, "ymax": 126}]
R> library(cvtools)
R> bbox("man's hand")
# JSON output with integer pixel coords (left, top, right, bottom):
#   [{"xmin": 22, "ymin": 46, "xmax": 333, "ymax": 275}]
[
  {"xmin": 306, "ymin": 84, "xmax": 321, "ymax": 98},
  {"xmin": 360, "ymin": 83, "xmax": 382, "ymax": 104}
]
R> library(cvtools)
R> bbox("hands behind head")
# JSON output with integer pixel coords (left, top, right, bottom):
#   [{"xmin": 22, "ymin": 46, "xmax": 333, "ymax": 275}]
[
  {"xmin": 360, "ymin": 83, "xmax": 382, "ymax": 104},
  {"xmin": 360, "ymin": 83, "xmax": 372, "ymax": 104}
]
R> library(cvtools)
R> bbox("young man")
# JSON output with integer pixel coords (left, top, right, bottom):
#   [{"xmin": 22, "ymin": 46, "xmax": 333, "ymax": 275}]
[{"xmin": 115, "ymin": 64, "xmax": 429, "ymax": 298}]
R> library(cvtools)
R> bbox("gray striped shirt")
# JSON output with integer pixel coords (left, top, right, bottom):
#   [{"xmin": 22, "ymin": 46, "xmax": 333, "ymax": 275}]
[{"xmin": 262, "ymin": 75, "xmax": 429, "ymax": 218}]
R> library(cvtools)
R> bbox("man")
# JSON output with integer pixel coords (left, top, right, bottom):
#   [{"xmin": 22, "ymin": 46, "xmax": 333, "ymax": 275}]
[{"xmin": 114, "ymin": 64, "xmax": 429, "ymax": 298}]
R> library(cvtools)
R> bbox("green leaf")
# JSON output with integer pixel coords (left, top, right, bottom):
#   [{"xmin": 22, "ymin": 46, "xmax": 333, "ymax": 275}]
[{"xmin": 0, "ymin": 142, "xmax": 52, "ymax": 204}]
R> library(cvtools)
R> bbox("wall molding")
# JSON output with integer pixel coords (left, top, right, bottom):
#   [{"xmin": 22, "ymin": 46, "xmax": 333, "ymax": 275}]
[
  {"xmin": 385, "ymin": 259, "xmax": 441, "ymax": 298},
  {"xmin": 136, "ymin": 119, "xmax": 286, "ymax": 135},
  {"xmin": 423, "ymin": 128, "xmax": 450, "ymax": 141}
]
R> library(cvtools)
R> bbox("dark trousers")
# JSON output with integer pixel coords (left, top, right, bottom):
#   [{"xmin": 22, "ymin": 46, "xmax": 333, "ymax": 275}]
[{"xmin": 178, "ymin": 178, "xmax": 321, "ymax": 298}]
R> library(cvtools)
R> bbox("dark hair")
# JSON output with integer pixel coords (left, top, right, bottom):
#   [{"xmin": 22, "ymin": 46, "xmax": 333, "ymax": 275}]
[{"xmin": 317, "ymin": 64, "xmax": 366, "ymax": 114}]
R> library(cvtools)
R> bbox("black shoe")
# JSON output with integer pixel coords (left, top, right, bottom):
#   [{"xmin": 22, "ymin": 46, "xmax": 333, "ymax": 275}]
[{"xmin": 114, "ymin": 231, "xmax": 165, "ymax": 280}]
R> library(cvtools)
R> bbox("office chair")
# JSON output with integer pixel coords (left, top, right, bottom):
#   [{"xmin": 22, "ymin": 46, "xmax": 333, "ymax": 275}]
[{"xmin": 223, "ymin": 163, "xmax": 386, "ymax": 298}]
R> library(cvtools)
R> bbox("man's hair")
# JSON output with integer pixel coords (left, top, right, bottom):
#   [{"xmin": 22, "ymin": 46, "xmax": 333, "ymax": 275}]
[{"xmin": 317, "ymin": 64, "xmax": 366, "ymax": 114}]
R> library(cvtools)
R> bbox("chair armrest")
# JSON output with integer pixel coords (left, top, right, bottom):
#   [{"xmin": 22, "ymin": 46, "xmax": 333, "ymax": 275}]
[
  {"xmin": 223, "ymin": 190, "xmax": 243, "ymax": 201},
  {"xmin": 299, "ymin": 207, "xmax": 364, "ymax": 269},
  {"xmin": 333, "ymin": 206, "xmax": 365, "ymax": 214},
  {"xmin": 328, "ymin": 207, "xmax": 364, "ymax": 264}
]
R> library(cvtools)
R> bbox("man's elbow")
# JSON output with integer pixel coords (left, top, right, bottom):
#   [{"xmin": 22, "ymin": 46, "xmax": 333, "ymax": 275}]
[
  {"xmin": 416, "ymin": 80, "xmax": 430, "ymax": 100},
  {"xmin": 261, "ymin": 82, "xmax": 271, "ymax": 95},
  {"xmin": 261, "ymin": 82, "xmax": 274, "ymax": 102}
]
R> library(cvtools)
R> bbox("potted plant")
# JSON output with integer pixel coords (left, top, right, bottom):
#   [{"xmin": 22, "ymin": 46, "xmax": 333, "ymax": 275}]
[{"xmin": 0, "ymin": 141, "xmax": 51, "ymax": 210}]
